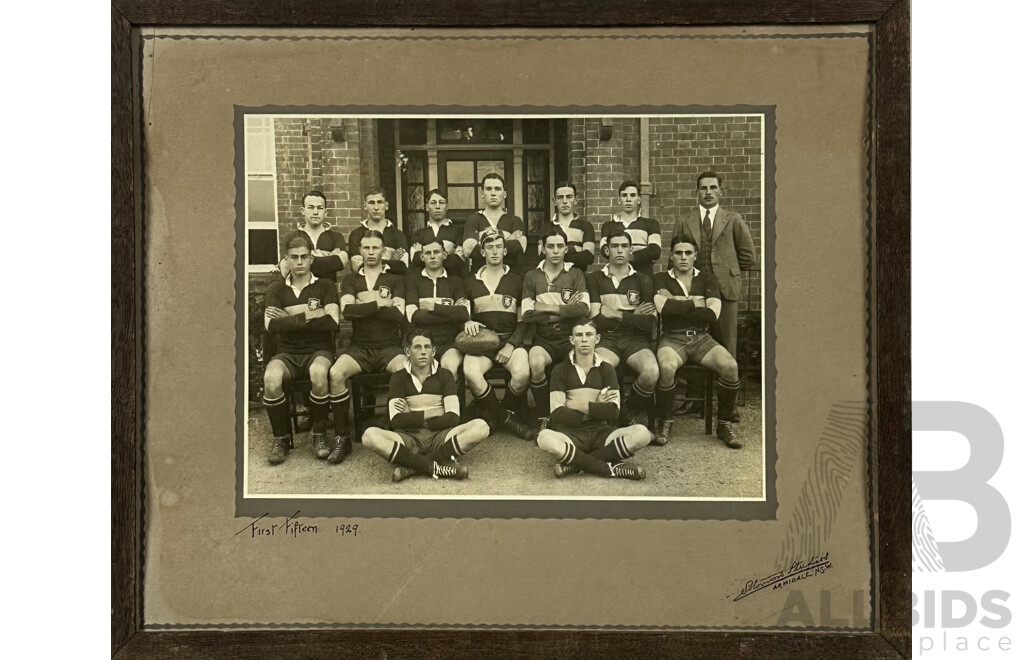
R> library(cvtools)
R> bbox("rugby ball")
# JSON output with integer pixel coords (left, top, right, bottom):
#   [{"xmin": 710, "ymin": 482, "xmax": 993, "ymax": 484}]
[{"xmin": 455, "ymin": 328, "xmax": 502, "ymax": 356}]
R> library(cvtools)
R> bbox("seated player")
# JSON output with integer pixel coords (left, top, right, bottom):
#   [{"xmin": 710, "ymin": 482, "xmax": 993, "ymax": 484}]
[
  {"xmin": 653, "ymin": 235, "xmax": 743, "ymax": 448},
  {"xmin": 534, "ymin": 181, "xmax": 595, "ymax": 271},
  {"xmin": 587, "ymin": 226, "xmax": 659, "ymax": 425},
  {"xmin": 461, "ymin": 229, "xmax": 535, "ymax": 440},
  {"xmin": 461, "ymin": 172, "xmax": 527, "ymax": 275},
  {"xmin": 362, "ymin": 329, "xmax": 490, "ymax": 482},
  {"xmin": 278, "ymin": 190, "xmax": 349, "ymax": 282},
  {"xmin": 536, "ymin": 320, "xmax": 652, "ymax": 479},
  {"xmin": 348, "ymin": 188, "xmax": 409, "ymax": 274},
  {"xmin": 327, "ymin": 230, "xmax": 407, "ymax": 463},
  {"xmin": 522, "ymin": 227, "xmax": 590, "ymax": 420},
  {"xmin": 410, "ymin": 188, "xmax": 466, "ymax": 277},
  {"xmin": 598, "ymin": 180, "xmax": 662, "ymax": 279},
  {"xmin": 261, "ymin": 233, "xmax": 340, "ymax": 464},
  {"xmin": 405, "ymin": 237, "xmax": 470, "ymax": 377}
]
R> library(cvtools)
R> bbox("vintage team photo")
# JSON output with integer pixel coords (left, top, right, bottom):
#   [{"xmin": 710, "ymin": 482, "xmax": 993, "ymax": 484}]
[{"xmin": 242, "ymin": 114, "xmax": 769, "ymax": 501}]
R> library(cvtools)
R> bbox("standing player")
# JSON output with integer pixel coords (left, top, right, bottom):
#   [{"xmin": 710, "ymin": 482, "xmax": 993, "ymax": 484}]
[
  {"xmin": 278, "ymin": 190, "xmax": 349, "ymax": 282},
  {"xmin": 461, "ymin": 173, "xmax": 527, "ymax": 275},
  {"xmin": 461, "ymin": 229, "xmax": 535, "ymax": 440},
  {"xmin": 653, "ymin": 235, "xmax": 743, "ymax": 448},
  {"xmin": 261, "ymin": 233, "xmax": 340, "ymax": 464},
  {"xmin": 598, "ymin": 180, "xmax": 662, "ymax": 279},
  {"xmin": 534, "ymin": 181, "xmax": 595, "ymax": 271},
  {"xmin": 587, "ymin": 226, "xmax": 659, "ymax": 425},
  {"xmin": 405, "ymin": 237, "xmax": 470, "ymax": 378},
  {"xmin": 410, "ymin": 188, "xmax": 466, "ymax": 277},
  {"xmin": 523, "ymin": 227, "xmax": 590, "ymax": 420},
  {"xmin": 361, "ymin": 329, "xmax": 490, "ymax": 482},
  {"xmin": 348, "ymin": 188, "xmax": 409, "ymax": 274},
  {"xmin": 327, "ymin": 231, "xmax": 408, "ymax": 463},
  {"xmin": 536, "ymin": 320, "xmax": 652, "ymax": 479}
]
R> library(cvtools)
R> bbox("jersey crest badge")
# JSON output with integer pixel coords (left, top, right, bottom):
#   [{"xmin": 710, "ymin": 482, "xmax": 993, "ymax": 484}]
[
  {"xmin": 307, "ymin": 298, "xmax": 321, "ymax": 310},
  {"xmin": 627, "ymin": 290, "xmax": 640, "ymax": 306},
  {"xmin": 502, "ymin": 295, "xmax": 514, "ymax": 308},
  {"xmin": 561, "ymin": 287, "xmax": 573, "ymax": 303},
  {"xmin": 378, "ymin": 286, "xmax": 392, "ymax": 298},
  {"xmin": 440, "ymin": 297, "xmax": 454, "ymax": 306}
]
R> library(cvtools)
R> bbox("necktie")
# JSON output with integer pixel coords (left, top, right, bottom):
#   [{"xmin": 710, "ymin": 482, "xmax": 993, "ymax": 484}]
[{"xmin": 699, "ymin": 210, "xmax": 712, "ymax": 270}]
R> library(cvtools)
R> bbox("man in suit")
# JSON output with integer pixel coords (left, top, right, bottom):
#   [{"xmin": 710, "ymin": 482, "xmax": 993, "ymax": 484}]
[{"xmin": 672, "ymin": 171, "xmax": 756, "ymax": 359}]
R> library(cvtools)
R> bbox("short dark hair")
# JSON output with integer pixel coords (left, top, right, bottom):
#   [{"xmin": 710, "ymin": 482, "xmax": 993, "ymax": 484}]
[
  {"xmin": 302, "ymin": 190, "xmax": 327, "ymax": 206},
  {"xmin": 571, "ymin": 319, "xmax": 598, "ymax": 335},
  {"xmin": 425, "ymin": 188, "xmax": 448, "ymax": 206},
  {"xmin": 363, "ymin": 187, "xmax": 388, "ymax": 201},
  {"xmin": 553, "ymin": 181, "xmax": 577, "ymax": 196},
  {"xmin": 361, "ymin": 230, "xmax": 385, "ymax": 245},
  {"xmin": 696, "ymin": 171, "xmax": 722, "ymax": 187},
  {"xmin": 284, "ymin": 231, "xmax": 314, "ymax": 252},
  {"xmin": 420, "ymin": 236, "xmax": 445, "ymax": 252},
  {"xmin": 481, "ymin": 172, "xmax": 506, "ymax": 189},
  {"xmin": 671, "ymin": 234, "xmax": 700, "ymax": 252},
  {"xmin": 618, "ymin": 180, "xmax": 640, "ymax": 195},
  {"xmin": 540, "ymin": 225, "xmax": 568, "ymax": 248},
  {"xmin": 403, "ymin": 328, "xmax": 434, "ymax": 348},
  {"xmin": 604, "ymin": 225, "xmax": 632, "ymax": 246}
]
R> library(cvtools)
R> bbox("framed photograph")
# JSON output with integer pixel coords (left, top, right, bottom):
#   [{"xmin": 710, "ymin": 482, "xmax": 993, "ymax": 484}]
[{"xmin": 112, "ymin": 1, "xmax": 909, "ymax": 657}]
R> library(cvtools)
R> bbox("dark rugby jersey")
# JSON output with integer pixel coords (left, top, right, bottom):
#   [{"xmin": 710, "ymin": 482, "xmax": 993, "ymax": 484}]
[
  {"xmin": 264, "ymin": 274, "xmax": 340, "ymax": 355},
  {"xmin": 290, "ymin": 224, "xmax": 347, "ymax": 281},
  {"xmin": 549, "ymin": 353, "xmax": 621, "ymax": 435},
  {"xmin": 348, "ymin": 219, "xmax": 409, "ymax": 274},
  {"xmin": 405, "ymin": 268, "xmax": 470, "ymax": 347},
  {"xmin": 341, "ymin": 265, "xmax": 406, "ymax": 348},
  {"xmin": 387, "ymin": 361, "xmax": 460, "ymax": 431},
  {"xmin": 535, "ymin": 214, "xmax": 596, "ymax": 270},
  {"xmin": 653, "ymin": 269, "xmax": 722, "ymax": 333},
  {"xmin": 463, "ymin": 211, "xmax": 527, "ymax": 273},
  {"xmin": 521, "ymin": 262, "xmax": 589, "ymax": 327},
  {"xmin": 464, "ymin": 265, "xmax": 525, "ymax": 345},
  {"xmin": 598, "ymin": 215, "xmax": 662, "ymax": 277},
  {"xmin": 586, "ymin": 265, "xmax": 656, "ymax": 336},
  {"xmin": 410, "ymin": 220, "xmax": 466, "ymax": 276}
]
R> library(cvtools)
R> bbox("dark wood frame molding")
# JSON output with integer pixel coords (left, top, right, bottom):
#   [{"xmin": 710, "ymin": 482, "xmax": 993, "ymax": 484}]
[{"xmin": 111, "ymin": 1, "xmax": 909, "ymax": 657}]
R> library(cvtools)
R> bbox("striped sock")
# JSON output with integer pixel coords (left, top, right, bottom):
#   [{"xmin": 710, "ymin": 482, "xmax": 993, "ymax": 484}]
[
  {"xmin": 429, "ymin": 435, "xmax": 465, "ymax": 463},
  {"xmin": 330, "ymin": 390, "xmax": 351, "ymax": 437},
  {"xmin": 531, "ymin": 378, "xmax": 550, "ymax": 417},
  {"xmin": 309, "ymin": 392, "xmax": 329, "ymax": 433},
  {"xmin": 559, "ymin": 441, "xmax": 613, "ymax": 477},
  {"xmin": 263, "ymin": 393, "xmax": 290, "ymax": 438},
  {"xmin": 387, "ymin": 441, "xmax": 435, "ymax": 475},
  {"xmin": 716, "ymin": 378, "xmax": 741, "ymax": 422},
  {"xmin": 589, "ymin": 434, "xmax": 634, "ymax": 463}
]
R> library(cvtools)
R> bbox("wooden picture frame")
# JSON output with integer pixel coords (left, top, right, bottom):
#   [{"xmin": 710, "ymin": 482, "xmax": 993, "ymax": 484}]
[{"xmin": 111, "ymin": 1, "xmax": 909, "ymax": 657}]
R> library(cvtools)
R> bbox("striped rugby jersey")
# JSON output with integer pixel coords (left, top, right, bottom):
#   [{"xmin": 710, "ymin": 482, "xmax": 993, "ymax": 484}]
[
  {"xmin": 598, "ymin": 215, "xmax": 662, "ymax": 277},
  {"xmin": 521, "ymin": 262, "xmax": 590, "ymax": 326},
  {"xmin": 341, "ymin": 265, "xmax": 406, "ymax": 348},
  {"xmin": 387, "ymin": 360, "xmax": 460, "ymax": 430},
  {"xmin": 653, "ymin": 269, "xmax": 722, "ymax": 333},
  {"xmin": 263, "ymin": 275, "xmax": 340, "ymax": 355},
  {"xmin": 586, "ymin": 264, "xmax": 656, "ymax": 335},
  {"xmin": 535, "ymin": 214, "xmax": 596, "ymax": 270},
  {"xmin": 405, "ymin": 268, "xmax": 470, "ymax": 347},
  {"xmin": 549, "ymin": 351, "xmax": 621, "ymax": 435},
  {"xmin": 464, "ymin": 265, "xmax": 525, "ymax": 343},
  {"xmin": 463, "ymin": 212, "xmax": 527, "ymax": 273},
  {"xmin": 348, "ymin": 219, "xmax": 409, "ymax": 273}
]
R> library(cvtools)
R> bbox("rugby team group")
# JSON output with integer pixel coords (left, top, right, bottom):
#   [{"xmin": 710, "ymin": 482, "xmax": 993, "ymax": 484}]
[{"xmin": 259, "ymin": 171, "xmax": 757, "ymax": 483}]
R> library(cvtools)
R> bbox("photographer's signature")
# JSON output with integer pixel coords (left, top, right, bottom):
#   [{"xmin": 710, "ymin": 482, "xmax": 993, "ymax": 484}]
[{"xmin": 734, "ymin": 553, "xmax": 832, "ymax": 601}]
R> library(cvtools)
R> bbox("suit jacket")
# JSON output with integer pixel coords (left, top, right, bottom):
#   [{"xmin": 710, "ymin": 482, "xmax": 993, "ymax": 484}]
[{"xmin": 673, "ymin": 207, "xmax": 756, "ymax": 301}]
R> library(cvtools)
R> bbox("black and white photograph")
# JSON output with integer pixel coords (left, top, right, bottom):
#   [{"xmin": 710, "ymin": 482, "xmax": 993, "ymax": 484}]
[{"xmin": 241, "ymin": 113, "xmax": 772, "ymax": 508}]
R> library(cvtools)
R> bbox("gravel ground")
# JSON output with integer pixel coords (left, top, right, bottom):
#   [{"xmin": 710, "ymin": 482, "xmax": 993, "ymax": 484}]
[{"xmin": 246, "ymin": 382, "xmax": 765, "ymax": 499}]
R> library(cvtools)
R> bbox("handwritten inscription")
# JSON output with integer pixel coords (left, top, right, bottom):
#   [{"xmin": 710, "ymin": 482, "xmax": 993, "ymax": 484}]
[
  {"xmin": 235, "ymin": 511, "xmax": 361, "ymax": 539},
  {"xmin": 734, "ymin": 553, "xmax": 832, "ymax": 601}
]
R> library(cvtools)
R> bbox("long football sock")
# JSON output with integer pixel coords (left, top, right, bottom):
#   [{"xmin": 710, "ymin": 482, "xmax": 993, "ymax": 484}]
[
  {"xmin": 263, "ymin": 393, "xmax": 291, "ymax": 438},
  {"xmin": 716, "ymin": 378, "xmax": 740, "ymax": 422},
  {"xmin": 558, "ymin": 441, "xmax": 613, "ymax": 477}
]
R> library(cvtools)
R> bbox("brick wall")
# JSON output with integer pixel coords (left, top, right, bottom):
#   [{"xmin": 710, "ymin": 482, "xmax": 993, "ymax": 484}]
[
  {"xmin": 273, "ymin": 117, "xmax": 368, "ymax": 256},
  {"xmin": 568, "ymin": 115, "xmax": 764, "ymax": 313}
]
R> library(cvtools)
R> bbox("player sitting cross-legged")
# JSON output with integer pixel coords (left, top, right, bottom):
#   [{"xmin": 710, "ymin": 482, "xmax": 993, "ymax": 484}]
[
  {"xmin": 535, "ymin": 320, "xmax": 653, "ymax": 480},
  {"xmin": 361, "ymin": 329, "xmax": 491, "ymax": 482}
]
